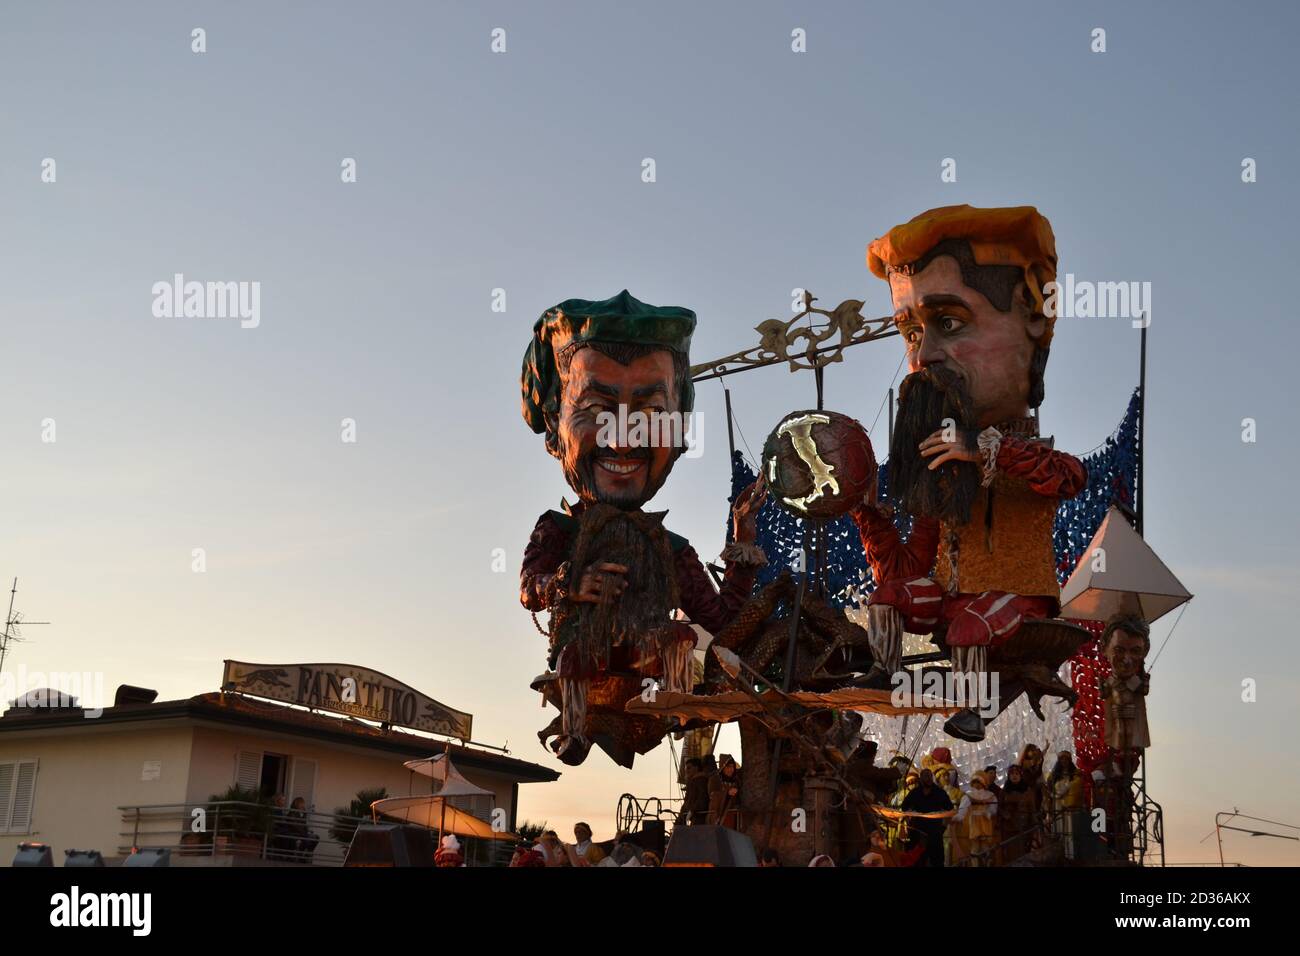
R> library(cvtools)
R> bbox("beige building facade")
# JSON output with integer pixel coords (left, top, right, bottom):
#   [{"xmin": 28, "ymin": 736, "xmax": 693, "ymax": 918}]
[{"xmin": 0, "ymin": 688, "xmax": 557, "ymax": 866}]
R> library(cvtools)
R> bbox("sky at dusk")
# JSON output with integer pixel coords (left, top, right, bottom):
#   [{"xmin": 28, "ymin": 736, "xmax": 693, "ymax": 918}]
[{"xmin": 2, "ymin": 1, "xmax": 1297, "ymax": 864}]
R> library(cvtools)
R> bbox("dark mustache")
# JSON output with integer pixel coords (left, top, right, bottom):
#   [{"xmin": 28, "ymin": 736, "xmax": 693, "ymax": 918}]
[{"xmin": 590, "ymin": 448, "xmax": 652, "ymax": 461}]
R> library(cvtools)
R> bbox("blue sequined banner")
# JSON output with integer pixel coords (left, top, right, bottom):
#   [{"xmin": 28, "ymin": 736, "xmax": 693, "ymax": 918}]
[{"xmin": 725, "ymin": 388, "xmax": 1140, "ymax": 604}]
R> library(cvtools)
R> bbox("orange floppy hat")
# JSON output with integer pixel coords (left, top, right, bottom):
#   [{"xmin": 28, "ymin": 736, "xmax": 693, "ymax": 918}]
[{"xmin": 867, "ymin": 204, "xmax": 1059, "ymax": 347}]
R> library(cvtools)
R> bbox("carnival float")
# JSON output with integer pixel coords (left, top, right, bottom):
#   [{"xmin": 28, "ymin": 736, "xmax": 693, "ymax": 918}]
[{"xmin": 518, "ymin": 205, "xmax": 1190, "ymax": 867}]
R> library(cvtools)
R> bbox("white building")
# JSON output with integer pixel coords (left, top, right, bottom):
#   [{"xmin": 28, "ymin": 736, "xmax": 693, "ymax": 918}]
[{"xmin": 0, "ymin": 670, "xmax": 558, "ymax": 866}]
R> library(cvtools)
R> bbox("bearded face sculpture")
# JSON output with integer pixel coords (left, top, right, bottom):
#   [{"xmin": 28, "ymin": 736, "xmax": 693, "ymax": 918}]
[
  {"xmin": 884, "ymin": 234, "xmax": 1051, "ymax": 524},
  {"xmin": 888, "ymin": 241, "xmax": 1048, "ymax": 428}
]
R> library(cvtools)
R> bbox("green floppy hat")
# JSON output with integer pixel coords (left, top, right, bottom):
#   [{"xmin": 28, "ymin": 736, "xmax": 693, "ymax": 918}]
[{"xmin": 520, "ymin": 289, "xmax": 696, "ymax": 435}]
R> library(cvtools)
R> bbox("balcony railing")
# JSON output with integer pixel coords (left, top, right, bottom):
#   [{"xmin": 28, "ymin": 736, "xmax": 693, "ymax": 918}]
[{"xmin": 118, "ymin": 801, "xmax": 367, "ymax": 866}]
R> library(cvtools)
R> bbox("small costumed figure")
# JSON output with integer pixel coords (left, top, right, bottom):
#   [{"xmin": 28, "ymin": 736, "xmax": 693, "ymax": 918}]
[
  {"xmin": 570, "ymin": 822, "xmax": 605, "ymax": 867},
  {"xmin": 1018, "ymin": 743, "xmax": 1046, "ymax": 816},
  {"xmin": 901, "ymin": 769, "xmax": 954, "ymax": 868},
  {"xmin": 509, "ymin": 842, "xmax": 546, "ymax": 867},
  {"xmin": 935, "ymin": 765, "xmax": 963, "ymax": 865},
  {"xmin": 708, "ymin": 754, "xmax": 743, "ymax": 830},
  {"xmin": 434, "ymin": 834, "xmax": 464, "ymax": 868},
  {"xmin": 891, "ymin": 765, "xmax": 920, "ymax": 809},
  {"xmin": 1047, "ymin": 751, "xmax": 1085, "ymax": 860},
  {"xmin": 519, "ymin": 291, "xmax": 767, "ymax": 766},
  {"xmin": 1099, "ymin": 615, "xmax": 1150, "ymax": 858},
  {"xmin": 1099, "ymin": 613, "xmax": 1151, "ymax": 772},
  {"xmin": 999, "ymin": 764, "xmax": 1037, "ymax": 862},
  {"xmin": 853, "ymin": 207, "xmax": 1086, "ymax": 736},
  {"xmin": 955, "ymin": 770, "xmax": 999, "ymax": 864},
  {"xmin": 921, "ymin": 747, "xmax": 961, "ymax": 863}
]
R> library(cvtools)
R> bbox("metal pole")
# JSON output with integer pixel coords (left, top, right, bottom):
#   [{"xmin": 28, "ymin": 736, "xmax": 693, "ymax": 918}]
[
  {"xmin": 724, "ymin": 387, "xmax": 737, "ymax": 463},
  {"xmin": 763, "ymin": 527, "xmax": 811, "ymax": 842},
  {"xmin": 887, "ymin": 387, "xmax": 894, "ymax": 452},
  {"xmin": 1137, "ymin": 323, "xmax": 1147, "ymax": 536},
  {"xmin": 0, "ymin": 579, "xmax": 17, "ymax": 675}
]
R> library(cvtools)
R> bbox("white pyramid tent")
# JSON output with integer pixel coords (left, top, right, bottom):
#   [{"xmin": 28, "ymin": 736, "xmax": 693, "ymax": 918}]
[
  {"xmin": 403, "ymin": 753, "xmax": 494, "ymax": 798},
  {"xmin": 1060, "ymin": 506, "xmax": 1191, "ymax": 623},
  {"xmin": 370, "ymin": 753, "xmax": 509, "ymax": 842}
]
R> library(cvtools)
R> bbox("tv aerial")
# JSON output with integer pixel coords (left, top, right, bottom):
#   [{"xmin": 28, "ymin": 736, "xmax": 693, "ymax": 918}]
[{"xmin": 0, "ymin": 578, "xmax": 51, "ymax": 675}]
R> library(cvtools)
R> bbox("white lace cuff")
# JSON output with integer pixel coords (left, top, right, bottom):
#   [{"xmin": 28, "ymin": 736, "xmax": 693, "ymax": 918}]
[
  {"xmin": 976, "ymin": 427, "xmax": 1002, "ymax": 487},
  {"xmin": 721, "ymin": 542, "xmax": 767, "ymax": 568}
]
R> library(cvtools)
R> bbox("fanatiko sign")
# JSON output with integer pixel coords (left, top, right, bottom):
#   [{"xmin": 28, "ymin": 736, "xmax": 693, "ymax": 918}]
[{"xmin": 222, "ymin": 660, "xmax": 472, "ymax": 741}]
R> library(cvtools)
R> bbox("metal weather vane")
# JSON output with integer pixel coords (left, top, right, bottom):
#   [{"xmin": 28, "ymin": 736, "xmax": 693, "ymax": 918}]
[{"xmin": 690, "ymin": 290, "xmax": 897, "ymax": 382}]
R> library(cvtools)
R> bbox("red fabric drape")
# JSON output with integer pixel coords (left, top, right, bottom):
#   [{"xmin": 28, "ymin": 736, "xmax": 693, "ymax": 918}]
[{"xmin": 1066, "ymin": 620, "xmax": 1111, "ymax": 787}]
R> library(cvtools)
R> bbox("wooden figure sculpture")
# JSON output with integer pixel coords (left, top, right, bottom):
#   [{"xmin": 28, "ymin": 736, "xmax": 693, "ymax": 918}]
[
  {"xmin": 852, "ymin": 205, "xmax": 1089, "ymax": 739},
  {"xmin": 518, "ymin": 290, "xmax": 765, "ymax": 766},
  {"xmin": 1100, "ymin": 613, "xmax": 1152, "ymax": 765}
]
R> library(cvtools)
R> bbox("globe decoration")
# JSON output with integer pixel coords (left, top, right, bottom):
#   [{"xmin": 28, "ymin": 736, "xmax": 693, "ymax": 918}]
[{"xmin": 761, "ymin": 410, "xmax": 877, "ymax": 520}]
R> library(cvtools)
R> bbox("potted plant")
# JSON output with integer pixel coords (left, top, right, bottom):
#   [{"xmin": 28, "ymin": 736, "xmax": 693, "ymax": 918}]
[
  {"xmin": 207, "ymin": 785, "xmax": 274, "ymax": 858},
  {"xmin": 330, "ymin": 787, "xmax": 388, "ymax": 847}
]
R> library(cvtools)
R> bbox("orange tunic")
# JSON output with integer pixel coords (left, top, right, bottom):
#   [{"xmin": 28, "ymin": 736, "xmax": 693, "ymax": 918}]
[
  {"xmin": 856, "ymin": 431, "xmax": 1086, "ymax": 602},
  {"xmin": 934, "ymin": 473, "xmax": 1061, "ymax": 601}
]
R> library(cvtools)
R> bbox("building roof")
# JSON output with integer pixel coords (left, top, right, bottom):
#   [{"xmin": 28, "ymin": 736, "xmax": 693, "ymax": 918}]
[{"xmin": 0, "ymin": 691, "xmax": 560, "ymax": 784}]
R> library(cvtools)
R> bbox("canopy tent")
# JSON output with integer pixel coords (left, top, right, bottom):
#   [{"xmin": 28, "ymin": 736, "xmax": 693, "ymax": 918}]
[
  {"xmin": 403, "ymin": 753, "xmax": 495, "ymax": 798},
  {"xmin": 378, "ymin": 753, "xmax": 511, "ymax": 844},
  {"xmin": 624, "ymin": 686, "xmax": 958, "ymax": 725},
  {"xmin": 370, "ymin": 795, "xmax": 513, "ymax": 840},
  {"xmin": 1060, "ymin": 506, "xmax": 1192, "ymax": 623}
]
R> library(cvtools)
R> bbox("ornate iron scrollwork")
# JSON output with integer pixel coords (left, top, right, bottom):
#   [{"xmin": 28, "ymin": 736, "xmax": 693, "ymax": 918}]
[{"xmin": 690, "ymin": 290, "xmax": 897, "ymax": 382}]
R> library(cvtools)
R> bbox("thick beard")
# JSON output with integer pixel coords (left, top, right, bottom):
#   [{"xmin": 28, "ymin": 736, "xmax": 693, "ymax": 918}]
[
  {"xmin": 567, "ymin": 505, "xmax": 679, "ymax": 671},
  {"xmin": 562, "ymin": 447, "xmax": 674, "ymax": 511},
  {"xmin": 889, "ymin": 366, "xmax": 982, "ymax": 525}
]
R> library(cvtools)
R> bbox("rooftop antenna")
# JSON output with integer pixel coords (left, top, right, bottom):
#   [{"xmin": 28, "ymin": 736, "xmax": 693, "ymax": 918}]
[{"xmin": 0, "ymin": 578, "xmax": 50, "ymax": 675}]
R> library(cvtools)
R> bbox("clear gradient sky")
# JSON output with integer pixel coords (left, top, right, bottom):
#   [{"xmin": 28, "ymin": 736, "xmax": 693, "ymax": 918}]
[{"xmin": 2, "ymin": 1, "xmax": 1297, "ymax": 865}]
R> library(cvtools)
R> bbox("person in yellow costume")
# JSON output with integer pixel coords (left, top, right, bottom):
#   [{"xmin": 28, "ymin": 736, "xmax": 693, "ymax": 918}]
[{"xmin": 1047, "ymin": 752, "xmax": 1085, "ymax": 860}]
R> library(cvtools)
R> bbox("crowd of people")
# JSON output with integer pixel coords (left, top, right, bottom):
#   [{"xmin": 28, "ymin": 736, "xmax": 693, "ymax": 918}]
[
  {"xmin": 878, "ymin": 744, "xmax": 1130, "ymax": 867},
  {"xmin": 498, "ymin": 744, "xmax": 1129, "ymax": 868},
  {"xmin": 507, "ymin": 822, "xmax": 663, "ymax": 867}
]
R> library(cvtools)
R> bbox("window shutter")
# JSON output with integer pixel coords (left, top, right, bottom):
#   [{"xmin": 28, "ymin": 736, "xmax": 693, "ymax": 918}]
[
  {"xmin": 235, "ymin": 751, "xmax": 261, "ymax": 792},
  {"xmin": 289, "ymin": 758, "xmax": 316, "ymax": 810},
  {"xmin": 0, "ymin": 763, "xmax": 13, "ymax": 831},
  {"xmin": 8, "ymin": 761, "xmax": 38, "ymax": 833}
]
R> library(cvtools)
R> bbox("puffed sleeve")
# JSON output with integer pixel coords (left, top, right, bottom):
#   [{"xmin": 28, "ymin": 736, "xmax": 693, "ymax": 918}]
[
  {"xmin": 995, "ymin": 436, "xmax": 1087, "ymax": 499},
  {"xmin": 519, "ymin": 513, "xmax": 569, "ymax": 611},
  {"xmin": 675, "ymin": 543, "xmax": 764, "ymax": 634},
  {"xmin": 852, "ymin": 505, "xmax": 940, "ymax": 584}
]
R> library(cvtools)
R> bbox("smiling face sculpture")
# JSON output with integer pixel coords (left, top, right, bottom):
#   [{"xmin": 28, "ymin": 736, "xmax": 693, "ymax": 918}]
[
  {"xmin": 553, "ymin": 344, "xmax": 684, "ymax": 509},
  {"xmin": 522, "ymin": 290, "xmax": 695, "ymax": 511}
]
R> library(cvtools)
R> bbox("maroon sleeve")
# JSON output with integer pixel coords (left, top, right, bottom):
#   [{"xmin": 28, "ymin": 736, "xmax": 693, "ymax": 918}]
[
  {"xmin": 851, "ymin": 505, "xmax": 940, "ymax": 584},
  {"xmin": 996, "ymin": 436, "xmax": 1088, "ymax": 499},
  {"xmin": 674, "ymin": 544, "xmax": 760, "ymax": 634},
  {"xmin": 519, "ymin": 513, "xmax": 569, "ymax": 612}
]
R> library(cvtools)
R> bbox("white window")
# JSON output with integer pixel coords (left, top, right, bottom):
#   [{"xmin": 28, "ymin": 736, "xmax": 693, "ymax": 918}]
[
  {"xmin": 0, "ymin": 759, "xmax": 39, "ymax": 834},
  {"xmin": 235, "ymin": 750, "xmax": 261, "ymax": 792},
  {"xmin": 288, "ymin": 758, "xmax": 317, "ymax": 811},
  {"xmin": 233, "ymin": 750, "xmax": 311, "ymax": 808}
]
